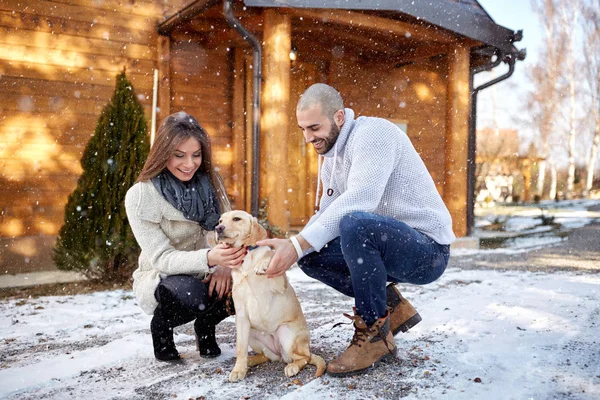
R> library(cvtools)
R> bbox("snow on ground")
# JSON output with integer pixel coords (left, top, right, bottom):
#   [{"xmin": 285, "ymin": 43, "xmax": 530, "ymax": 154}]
[
  {"xmin": 0, "ymin": 200, "xmax": 599, "ymax": 399},
  {"xmin": 1, "ymin": 268, "xmax": 599, "ymax": 399},
  {"xmin": 454, "ymin": 199, "xmax": 600, "ymax": 257},
  {"xmin": 474, "ymin": 199, "xmax": 600, "ymax": 235}
]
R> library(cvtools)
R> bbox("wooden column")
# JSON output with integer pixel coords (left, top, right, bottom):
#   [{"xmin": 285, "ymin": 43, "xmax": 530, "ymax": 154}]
[
  {"xmin": 261, "ymin": 10, "xmax": 291, "ymax": 232},
  {"xmin": 231, "ymin": 48, "xmax": 247, "ymax": 210},
  {"xmin": 443, "ymin": 44, "xmax": 470, "ymax": 237},
  {"xmin": 157, "ymin": 35, "xmax": 171, "ymax": 125}
]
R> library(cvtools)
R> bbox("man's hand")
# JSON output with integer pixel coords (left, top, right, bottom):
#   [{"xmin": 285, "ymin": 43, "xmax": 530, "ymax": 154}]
[
  {"xmin": 256, "ymin": 238, "xmax": 298, "ymax": 278},
  {"xmin": 202, "ymin": 266, "xmax": 232, "ymax": 300}
]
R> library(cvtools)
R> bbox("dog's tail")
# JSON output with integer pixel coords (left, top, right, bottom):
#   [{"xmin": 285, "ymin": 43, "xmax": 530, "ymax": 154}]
[{"xmin": 309, "ymin": 353, "xmax": 326, "ymax": 377}]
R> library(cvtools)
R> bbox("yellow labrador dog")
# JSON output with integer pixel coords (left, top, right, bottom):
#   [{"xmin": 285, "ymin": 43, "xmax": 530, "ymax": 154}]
[{"xmin": 214, "ymin": 210, "xmax": 326, "ymax": 382}]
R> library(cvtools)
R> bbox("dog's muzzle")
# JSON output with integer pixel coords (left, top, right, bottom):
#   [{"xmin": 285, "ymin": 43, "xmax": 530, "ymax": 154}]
[{"xmin": 215, "ymin": 224, "xmax": 226, "ymax": 238}]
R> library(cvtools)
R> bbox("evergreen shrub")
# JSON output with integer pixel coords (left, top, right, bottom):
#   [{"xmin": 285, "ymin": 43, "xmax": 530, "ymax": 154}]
[{"xmin": 53, "ymin": 71, "xmax": 149, "ymax": 282}]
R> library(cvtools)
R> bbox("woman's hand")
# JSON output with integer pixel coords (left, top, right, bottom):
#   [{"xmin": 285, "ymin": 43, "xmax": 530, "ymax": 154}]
[
  {"xmin": 207, "ymin": 243, "xmax": 247, "ymax": 269},
  {"xmin": 202, "ymin": 266, "xmax": 232, "ymax": 300}
]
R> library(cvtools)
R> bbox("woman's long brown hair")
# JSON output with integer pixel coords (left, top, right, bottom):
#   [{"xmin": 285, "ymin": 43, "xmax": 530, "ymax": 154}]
[{"xmin": 136, "ymin": 111, "xmax": 228, "ymax": 209}]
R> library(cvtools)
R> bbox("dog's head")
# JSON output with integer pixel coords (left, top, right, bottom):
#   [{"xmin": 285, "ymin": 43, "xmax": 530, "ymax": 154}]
[{"xmin": 213, "ymin": 210, "xmax": 267, "ymax": 248}]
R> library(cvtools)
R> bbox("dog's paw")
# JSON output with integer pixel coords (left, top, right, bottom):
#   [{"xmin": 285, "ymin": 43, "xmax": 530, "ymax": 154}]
[
  {"xmin": 254, "ymin": 262, "xmax": 268, "ymax": 275},
  {"xmin": 229, "ymin": 368, "xmax": 247, "ymax": 382},
  {"xmin": 284, "ymin": 363, "xmax": 300, "ymax": 377}
]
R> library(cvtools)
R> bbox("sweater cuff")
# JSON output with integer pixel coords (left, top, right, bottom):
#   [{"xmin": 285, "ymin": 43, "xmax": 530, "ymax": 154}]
[
  {"xmin": 300, "ymin": 222, "xmax": 332, "ymax": 252},
  {"xmin": 196, "ymin": 248, "xmax": 211, "ymax": 274}
]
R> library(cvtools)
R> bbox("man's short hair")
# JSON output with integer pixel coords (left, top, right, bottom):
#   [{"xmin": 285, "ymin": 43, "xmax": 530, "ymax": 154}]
[{"xmin": 297, "ymin": 83, "xmax": 344, "ymax": 120}]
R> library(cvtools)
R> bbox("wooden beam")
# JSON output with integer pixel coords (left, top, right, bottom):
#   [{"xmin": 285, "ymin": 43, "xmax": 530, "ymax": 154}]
[
  {"xmin": 392, "ymin": 43, "xmax": 451, "ymax": 64},
  {"xmin": 261, "ymin": 9, "xmax": 291, "ymax": 232},
  {"xmin": 289, "ymin": 9, "xmax": 455, "ymax": 44},
  {"xmin": 443, "ymin": 43, "xmax": 471, "ymax": 237},
  {"xmin": 294, "ymin": 24, "xmax": 402, "ymax": 55},
  {"xmin": 157, "ymin": 35, "xmax": 171, "ymax": 125},
  {"xmin": 187, "ymin": 15, "xmax": 264, "ymax": 33},
  {"xmin": 186, "ymin": 32, "xmax": 254, "ymax": 49}
]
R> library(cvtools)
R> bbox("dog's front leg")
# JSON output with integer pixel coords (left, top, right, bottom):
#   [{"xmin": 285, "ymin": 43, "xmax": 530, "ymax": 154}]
[
  {"xmin": 229, "ymin": 312, "xmax": 251, "ymax": 382},
  {"xmin": 253, "ymin": 258, "xmax": 270, "ymax": 275}
]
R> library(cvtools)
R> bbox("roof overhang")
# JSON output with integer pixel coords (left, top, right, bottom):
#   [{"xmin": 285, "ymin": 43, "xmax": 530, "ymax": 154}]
[
  {"xmin": 157, "ymin": 0, "xmax": 220, "ymax": 35},
  {"xmin": 243, "ymin": 0, "xmax": 521, "ymax": 55}
]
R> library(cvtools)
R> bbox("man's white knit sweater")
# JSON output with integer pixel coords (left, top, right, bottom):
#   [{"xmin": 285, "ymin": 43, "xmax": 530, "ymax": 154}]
[{"xmin": 300, "ymin": 108, "xmax": 456, "ymax": 252}]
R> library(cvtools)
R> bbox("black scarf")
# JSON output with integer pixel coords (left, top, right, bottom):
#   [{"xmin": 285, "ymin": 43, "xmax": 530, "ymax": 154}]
[{"xmin": 151, "ymin": 169, "xmax": 221, "ymax": 230}]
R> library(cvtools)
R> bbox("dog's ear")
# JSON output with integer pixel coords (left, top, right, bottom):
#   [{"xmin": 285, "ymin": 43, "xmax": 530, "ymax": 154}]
[
  {"xmin": 207, "ymin": 230, "xmax": 218, "ymax": 247},
  {"xmin": 248, "ymin": 216, "xmax": 268, "ymax": 245}
]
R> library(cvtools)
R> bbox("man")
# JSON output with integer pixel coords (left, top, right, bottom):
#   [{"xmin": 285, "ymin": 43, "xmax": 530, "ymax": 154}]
[{"xmin": 257, "ymin": 83, "xmax": 455, "ymax": 376}]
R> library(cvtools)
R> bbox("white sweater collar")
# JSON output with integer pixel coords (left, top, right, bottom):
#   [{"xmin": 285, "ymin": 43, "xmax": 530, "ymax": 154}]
[
  {"xmin": 322, "ymin": 108, "xmax": 355, "ymax": 158},
  {"xmin": 315, "ymin": 108, "xmax": 355, "ymax": 210}
]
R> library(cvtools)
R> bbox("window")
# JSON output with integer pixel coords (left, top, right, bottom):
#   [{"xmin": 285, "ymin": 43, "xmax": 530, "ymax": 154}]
[{"xmin": 391, "ymin": 120, "xmax": 408, "ymax": 134}]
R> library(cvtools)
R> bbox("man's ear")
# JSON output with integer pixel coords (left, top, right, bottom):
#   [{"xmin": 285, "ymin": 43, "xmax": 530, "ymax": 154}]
[
  {"xmin": 207, "ymin": 231, "xmax": 217, "ymax": 247},
  {"xmin": 334, "ymin": 109, "xmax": 345, "ymax": 129},
  {"xmin": 248, "ymin": 216, "xmax": 268, "ymax": 245}
]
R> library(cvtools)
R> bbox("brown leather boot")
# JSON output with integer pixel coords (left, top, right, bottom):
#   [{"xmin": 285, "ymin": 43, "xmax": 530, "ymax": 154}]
[
  {"xmin": 387, "ymin": 283, "xmax": 422, "ymax": 336},
  {"xmin": 327, "ymin": 309, "xmax": 397, "ymax": 377}
]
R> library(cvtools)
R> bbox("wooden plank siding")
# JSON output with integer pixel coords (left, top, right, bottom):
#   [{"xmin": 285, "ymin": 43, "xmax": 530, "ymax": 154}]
[
  {"xmin": 0, "ymin": 0, "xmax": 190, "ymax": 273},
  {"xmin": 168, "ymin": 40, "xmax": 234, "ymax": 191}
]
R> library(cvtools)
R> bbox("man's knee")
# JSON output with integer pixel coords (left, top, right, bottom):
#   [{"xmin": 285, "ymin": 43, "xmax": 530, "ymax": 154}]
[
  {"xmin": 339, "ymin": 211, "xmax": 373, "ymax": 239},
  {"xmin": 297, "ymin": 256, "xmax": 318, "ymax": 277},
  {"xmin": 298, "ymin": 253, "xmax": 335, "ymax": 284},
  {"xmin": 340, "ymin": 211, "xmax": 368, "ymax": 230}
]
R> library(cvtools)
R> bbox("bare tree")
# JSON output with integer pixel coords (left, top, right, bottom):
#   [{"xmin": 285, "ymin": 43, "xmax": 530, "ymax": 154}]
[
  {"xmin": 547, "ymin": 161, "xmax": 556, "ymax": 199},
  {"xmin": 560, "ymin": 0, "xmax": 581, "ymax": 199},
  {"xmin": 529, "ymin": 0, "xmax": 567, "ymax": 199},
  {"xmin": 582, "ymin": 0, "xmax": 600, "ymax": 197}
]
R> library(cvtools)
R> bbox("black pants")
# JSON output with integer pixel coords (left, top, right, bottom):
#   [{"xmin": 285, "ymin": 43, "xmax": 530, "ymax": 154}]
[{"xmin": 153, "ymin": 274, "xmax": 226, "ymax": 330}]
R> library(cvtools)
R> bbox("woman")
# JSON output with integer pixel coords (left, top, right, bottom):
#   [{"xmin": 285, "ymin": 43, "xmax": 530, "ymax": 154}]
[{"xmin": 125, "ymin": 111, "xmax": 246, "ymax": 361}]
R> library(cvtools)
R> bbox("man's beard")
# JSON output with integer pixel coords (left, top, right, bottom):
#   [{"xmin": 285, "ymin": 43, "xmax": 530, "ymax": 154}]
[{"xmin": 315, "ymin": 122, "xmax": 340, "ymax": 155}]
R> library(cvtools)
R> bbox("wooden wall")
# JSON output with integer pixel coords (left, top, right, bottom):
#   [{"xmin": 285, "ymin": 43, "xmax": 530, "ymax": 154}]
[
  {"xmin": 0, "ymin": 2, "xmax": 462, "ymax": 274},
  {"xmin": 168, "ymin": 37, "xmax": 234, "ymax": 190},
  {"xmin": 282, "ymin": 56, "xmax": 449, "ymax": 230},
  {"xmin": 0, "ymin": 0, "xmax": 190, "ymax": 273},
  {"xmin": 329, "ymin": 58, "xmax": 449, "ymax": 194}
]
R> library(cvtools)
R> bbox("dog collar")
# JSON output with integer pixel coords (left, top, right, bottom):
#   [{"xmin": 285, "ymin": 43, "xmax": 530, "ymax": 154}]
[{"xmin": 246, "ymin": 245, "xmax": 259, "ymax": 251}]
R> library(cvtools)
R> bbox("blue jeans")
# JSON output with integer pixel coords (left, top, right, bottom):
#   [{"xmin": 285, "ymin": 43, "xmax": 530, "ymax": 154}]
[{"xmin": 298, "ymin": 212, "xmax": 450, "ymax": 325}]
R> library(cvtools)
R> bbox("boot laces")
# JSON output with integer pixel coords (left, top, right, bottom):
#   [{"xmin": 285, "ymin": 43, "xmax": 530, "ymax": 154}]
[
  {"xmin": 346, "ymin": 314, "xmax": 372, "ymax": 347},
  {"xmin": 350, "ymin": 314, "xmax": 396, "ymax": 355},
  {"xmin": 333, "ymin": 313, "xmax": 396, "ymax": 354},
  {"xmin": 350, "ymin": 326, "xmax": 370, "ymax": 347}
]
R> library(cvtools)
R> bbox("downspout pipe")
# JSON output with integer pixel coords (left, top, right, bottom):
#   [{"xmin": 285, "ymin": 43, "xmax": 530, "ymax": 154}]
[
  {"xmin": 224, "ymin": 0, "xmax": 262, "ymax": 217},
  {"xmin": 467, "ymin": 46, "xmax": 525, "ymax": 234}
]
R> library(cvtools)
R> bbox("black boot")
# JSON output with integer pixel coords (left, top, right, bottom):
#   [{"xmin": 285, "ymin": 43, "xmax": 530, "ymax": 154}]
[
  {"xmin": 194, "ymin": 296, "xmax": 234, "ymax": 358},
  {"xmin": 194, "ymin": 319, "xmax": 220, "ymax": 358},
  {"xmin": 151, "ymin": 313, "xmax": 180, "ymax": 361}
]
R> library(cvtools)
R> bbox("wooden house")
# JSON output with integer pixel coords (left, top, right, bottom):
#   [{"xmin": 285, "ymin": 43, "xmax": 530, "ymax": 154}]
[
  {"xmin": 0, "ymin": 0, "xmax": 524, "ymax": 273},
  {"xmin": 476, "ymin": 128, "xmax": 543, "ymax": 203}
]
